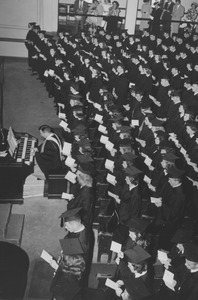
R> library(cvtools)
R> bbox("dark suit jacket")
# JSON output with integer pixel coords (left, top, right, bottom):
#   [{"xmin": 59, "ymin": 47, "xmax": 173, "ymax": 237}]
[{"xmin": 73, "ymin": 0, "xmax": 89, "ymax": 14}]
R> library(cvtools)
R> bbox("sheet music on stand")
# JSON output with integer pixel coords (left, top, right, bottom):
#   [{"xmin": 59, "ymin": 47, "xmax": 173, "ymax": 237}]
[{"xmin": 7, "ymin": 127, "xmax": 18, "ymax": 157}]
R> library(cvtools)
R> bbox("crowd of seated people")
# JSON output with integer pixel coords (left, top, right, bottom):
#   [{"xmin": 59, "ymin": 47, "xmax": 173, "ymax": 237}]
[{"xmin": 25, "ymin": 20, "xmax": 198, "ymax": 299}]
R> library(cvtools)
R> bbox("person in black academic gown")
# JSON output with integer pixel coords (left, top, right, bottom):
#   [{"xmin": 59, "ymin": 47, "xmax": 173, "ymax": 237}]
[
  {"xmin": 109, "ymin": 245, "xmax": 154, "ymax": 300},
  {"xmin": 31, "ymin": 125, "xmax": 63, "ymax": 180}
]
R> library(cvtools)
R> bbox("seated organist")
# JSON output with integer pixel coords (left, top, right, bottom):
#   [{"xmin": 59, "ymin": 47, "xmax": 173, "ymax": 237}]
[{"xmin": 31, "ymin": 125, "xmax": 63, "ymax": 180}]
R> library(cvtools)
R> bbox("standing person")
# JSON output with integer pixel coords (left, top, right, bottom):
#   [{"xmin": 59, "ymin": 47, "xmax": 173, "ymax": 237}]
[
  {"xmin": 161, "ymin": 0, "xmax": 175, "ymax": 33},
  {"xmin": 149, "ymin": 2, "xmax": 163, "ymax": 36},
  {"xmin": 67, "ymin": 165, "xmax": 94, "ymax": 227},
  {"xmin": 73, "ymin": 0, "xmax": 89, "ymax": 35},
  {"xmin": 101, "ymin": 0, "xmax": 112, "ymax": 29},
  {"xmin": 59, "ymin": 208, "xmax": 94, "ymax": 288},
  {"xmin": 171, "ymin": 0, "xmax": 185, "ymax": 36},
  {"xmin": 31, "ymin": 125, "xmax": 63, "ymax": 180},
  {"xmin": 139, "ymin": 0, "xmax": 152, "ymax": 32},
  {"xmin": 50, "ymin": 208, "xmax": 91, "ymax": 300},
  {"xmin": 112, "ymin": 62, "xmax": 129, "ymax": 110},
  {"xmin": 86, "ymin": 0, "xmax": 104, "ymax": 27},
  {"xmin": 113, "ymin": 246, "xmax": 154, "ymax": 300},
  {"xmin": 106, "ymin": 1, "xmax": 120, "ymax": 34},
  {"xmin": 174, "ymin": 243, "xmax": 198, "ymax": 300},
  {"xmin": 24, "ymin": 22, "xmax": 36, "ymax": 70}
]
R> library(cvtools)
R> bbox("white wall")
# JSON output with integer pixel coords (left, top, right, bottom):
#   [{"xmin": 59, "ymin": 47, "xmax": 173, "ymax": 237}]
[
  {"xmin": 0, "ymin": 0, "xmax": 59, "ymax": 57},
  {"xmin": 0, "ymin": 0, "xmax": 58, "ymax": 40}
]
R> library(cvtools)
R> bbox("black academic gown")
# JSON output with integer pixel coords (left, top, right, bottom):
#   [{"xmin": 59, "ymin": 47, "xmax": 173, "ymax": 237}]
[
  {"xmin": 35, "ymin": 135, "xmax": 62, "ymax": 178},
  {"xmin": 118, "ymin": 184, "xmax": 142, "ymax": 225}
]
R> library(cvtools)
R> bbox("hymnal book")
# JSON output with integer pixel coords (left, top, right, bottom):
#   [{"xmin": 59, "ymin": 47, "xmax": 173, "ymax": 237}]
[
  {"xmin": 48, "ymin": 69, "xmax": 54, "ymax": 76},
  {"xmin": 151, "ymin": 197, "xmax": 162, "ymax": 204},
  {"xmin": 41, "ymin": 250, "xmax": 58, "ymax": 270},
  {"xmin": 98, "ymin": 124, "xmax": 107, "ymax": 134},
  {"xmin": 65, "ymin": 171, "xmax": 77, "ymax": 184},
  {"xmin": 79, "ymin": 76, "xmax": 85, "ymax": 82},
  {"xmin": 94, "ymin": 114, "xmax": 103, "ymax": 124},
  {"xmin": 106, "ymin": 173, "xmax": 116, "ymax": 185},
  {"xmin": 57, "ymin": 103, "xmax": 65, "ymax": 109},
  {"xmin": 108, "ymin": 191, "xmax": 119, "ymax": 199},
  {"xmin": 100, "ymin": 135, "xmax": 109, "ymax": 144},
  {"xmin": 94, "ymin": 103, "xmax": 102, "ymax": 110},
  {"xmin": 105, "ymin": 278, "xmax": 119, "ymax": 290},
  {"xmin": 58, "ymin": 112, "xmax": 66, "ymax": 120},
  {"xmin": 44, "ymin": 70, "xmax": 48, "ymax": 77},
  {"xmin": 143, "ymin": 175, "xmax": 151, "ymax": 184},
  {"xmin": 61, "ymin": 193, "xmax": 73, "ymax": 201},
  {"xmin": 65, "ymin": 156, "xmax": 76, "ymax": 167},
  {"xmin": 105, "ymin": 141, "xmax": 114, "ymax": 151},
  {"xmin": 144, "ymin": 156, "xmax": 152, "ymax": 166},
  {"xmin": 158, "ymin": 250, "xmax": 169, "ymax": 263},
  {"xmin": 110, "ymin": 241, "xmax": 122, "ymax": 253},
  {"xmin": 131, "ymin": 119, "xmax": 139, "ymax": 126},
  {"xmin": 59, "ymin": 120, "xmax": 68, "ymax": 130},
  {"xmin": 62, "ymin": 142, "xmax": 72, "ymax": 156},
  {"xmin": 105, "ymin": 159, "xmax": 114, "ymax": 170},
  {"xmin": 148, "ymin": 184, "xmax": 156, "ymax": 192},
  {"xmin": 163, "ymin": 269, "xmax": 176, "ymax": 291}
]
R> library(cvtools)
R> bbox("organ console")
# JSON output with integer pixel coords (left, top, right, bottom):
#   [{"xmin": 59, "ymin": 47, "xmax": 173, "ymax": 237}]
[{"xmin": 0, "ymin": 128, "xmax": 38, "ymax": 204}]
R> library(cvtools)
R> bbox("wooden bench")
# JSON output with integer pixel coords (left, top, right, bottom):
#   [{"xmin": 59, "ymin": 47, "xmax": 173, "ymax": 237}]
[
  {"xmin": 0, "ymin": 204, "xmax": 25, "ymax": 246},
  {"xmin": 0, "ymin": 203, "xmax": 12, "ymax": 239},
  {"xmin": 5, "ymin": 213, "xmax": 25, "ymax": 246}
]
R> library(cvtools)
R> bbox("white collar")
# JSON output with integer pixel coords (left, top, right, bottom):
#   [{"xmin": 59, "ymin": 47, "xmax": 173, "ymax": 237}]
[
  {"xmin": 46, "ymin": 133, "xmax": 54, "ymax": 140},
  {"xmin": 172, "ymin": 183, "xmax": 182, "ymax": 188},
  {"xmin": 190, "ymin": 268, "xmax": 198, "ymax": 273},
  {"xmin": 74, "ymin": 224, "xmax": 85, "ymax": 233},
  {"xmin": 129, "ymin": 182, "xmax": 138, "ymax": 191},
  {"xmin": 135, "ymin": 270, "xmax": 147, "ymax": 278}
]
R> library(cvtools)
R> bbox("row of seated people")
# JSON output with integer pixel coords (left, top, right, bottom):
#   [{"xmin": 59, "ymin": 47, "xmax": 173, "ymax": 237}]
[{"xmin": 25, "ymin": 22, "xmax": 198, "ymax": 300}]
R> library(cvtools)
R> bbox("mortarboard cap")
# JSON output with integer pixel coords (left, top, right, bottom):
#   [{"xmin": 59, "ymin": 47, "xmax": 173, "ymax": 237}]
[
  {"xmin": 149, "ymin": 117, "xmax": 165, "ymax": 127},
  {"xmin": 38, "ymin": 30, "xmax": 46, "ymax": 35},
  {"xmin": 128, "ymin": 218, "xmax": 150, "ymax": 233},
  {"xmin": 171, "ymin": 229, "xmax": 193, "ymax": 244},
  {"xmin": 186, "ymin": 120, "xmax": 198, "ymax": 130},
  {"xmin": 119, "ymin": 139, "xmax": 132, "ymax": 147},
  {"xmin": 124, "ymin": 245, "xmax": 151, "ymax": 264},
  {"xmin": 78, "ymin": 163, "xmax": 93, "ymax": 176},
  {"xmin": 76, "ymin": 138, "xmax": 91, "ymax": 147},
  {"xmin": 168, "ymin": 167, "xmax": 184, "ymax": 178},
  {"xmin": 121, "ymin": 152, "xmax": 137, "ymax": 161},
  {"xmin": 124, "ymin": 166, "xmax": 142, "ymax": 177},
  {"xmin": 184, "ymin": 243, "xmax": 198, "ymax": 262},
  {"xmin": 59, "ymin": 207, "xmax": 82, "ymax": 222},
  {"xmin": 29, "ymin": 22, "xmax": 36, "ymax": 26},
  {"xmin": 162, "ymin": 152, "xmax": 179, "ymax": 162},
  {"xmin": 70, "ymin": 81, "xmax": 80, "ymax": 92},
  {"xmin": 170, "ymin": 90, "xmax": 180, "ymax": 97},
  {"xmin": 34, "ymin": 25, "xmax": 41, "ymax": 30},
  {"xmin": 76, "ymin": 154, "xmax": 93, "ymax": 163},
  {"xmin": 117, "ymin": 126, "xmax": 131, "ymax": 133},
  {"xmin": 161, "ymin": 74, "xmax": 170, "ymax": 80},
  {"xmin": 59, "ymin": 238, "xmax": 84, "ymax": 255},
  {"xmin": 71, "ymin": 124, "xmax": 87, "ymax": 134}
]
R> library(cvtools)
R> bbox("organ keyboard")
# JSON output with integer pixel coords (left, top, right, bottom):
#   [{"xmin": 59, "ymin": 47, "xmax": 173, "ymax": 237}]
[
  {"xmin": 0, "ymin": 131, "xmax": 38, "ymax": 204},
  {"xmin": 16, "ymin": 135, "xmax": 37, "ymax": 165}
]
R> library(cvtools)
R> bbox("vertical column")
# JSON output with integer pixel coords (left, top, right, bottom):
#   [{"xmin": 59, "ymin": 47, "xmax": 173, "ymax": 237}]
[
  {"xmin": 125, "ymin": 0, "xmax": 139, "ymax": 34},
  {"xmin": 42, "ymin": 0, "xmax": 59, "ymax": 33}
]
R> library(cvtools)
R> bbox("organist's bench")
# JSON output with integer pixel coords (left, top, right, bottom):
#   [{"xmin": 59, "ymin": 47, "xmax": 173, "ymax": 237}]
[{"xmin": 45, "ymin": 168, "xmax": 69, "ymax": 199}]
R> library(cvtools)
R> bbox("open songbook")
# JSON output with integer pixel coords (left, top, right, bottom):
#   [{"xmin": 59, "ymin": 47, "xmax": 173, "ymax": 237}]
[{"xmin": 40, "ymin": 250, "xmax": 59, "ymax": 270}]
